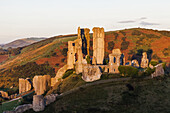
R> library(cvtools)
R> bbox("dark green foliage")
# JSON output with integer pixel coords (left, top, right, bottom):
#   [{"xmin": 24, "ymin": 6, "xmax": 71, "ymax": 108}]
[
  {"xmin": 90, "ymin": 40, "xmax": 93, "ymax": 47},
  {"xmin": 61, "ymin": 48, "xmax": 68, "ymax": 56},
  {"xmin": 158, "ymin": 31, "xmax": 170, "ymax": 37},
  {"xmin": 61, "ymin": 58, "xmax": 65, "ymax": 62},
  {"xmin": 150, "ymin": 61, "xmax": 159, "ymax": 66},
  {"xmin": 142, "ymin": 67, "xmax": 155, "ymax": 76},
  {"xmin": 163, "ymin": 48, "xmax": 170, "ymax": 56},
  {"xmin": 120, "ymin": 31, "xmax": 126, "ymax": 36},
  {"xmin": 62, "ymin": 69, "xmax": 74, "ymax": 79},
  {"xmin": 86, "ymin": 55, "xmax": 91, "ymax": 64},
  {"xmin": 113, "ymin": 32, "xmax": 119, "ymax": 40},
  {"xmin": 2, "ymin": 62, "xmax": 56, "ymax": 79},
  {"xmin": 118, "ymin": 66, "xmax": 138, "ymax": 77},
  {"xmin": 152, "ymin": 54, "xmax": 160, "ymax": 60},
  {"xmin": 145, "ymin": 34, "xmax": 160, "ymax": 38},
  {"xmin": 132, "ymin": 30, "xmax": 143, "ymax": 36},
  {"xmin": 121, "ymin": 40, "xmax": 129, "ymax": 50},
  {"xmin": 108, "ymin": 41, "xmax": 115, "ymax": 51}
]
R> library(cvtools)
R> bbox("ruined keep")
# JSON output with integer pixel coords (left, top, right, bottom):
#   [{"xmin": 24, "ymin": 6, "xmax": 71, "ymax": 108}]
[
  {"xmin": 33, "ymin": 75, "xmax": 51, "ymax": 95},
  {"xmin": 92, "ymin": 27, "xmax": 105, "ymax": 64},
  {"xmin": 141, "ymin": 52, "xmax": 149, "ymax": 68},
  {"xmin": 109, "ymin": 49, "xmax": 125, "ymax": 73},
  {"xmin": 19, "ymin": 78, "xmax": 32, "ymax": 94}
]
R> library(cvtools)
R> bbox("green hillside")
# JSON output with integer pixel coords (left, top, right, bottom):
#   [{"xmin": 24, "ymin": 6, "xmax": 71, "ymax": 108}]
[{"xmin": 25, "ymin": 76, "xmax": 170, "ymax": 113}]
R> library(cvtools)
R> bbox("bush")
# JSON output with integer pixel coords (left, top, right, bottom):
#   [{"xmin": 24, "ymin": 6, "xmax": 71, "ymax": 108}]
[
  {"xmin": 132, "ymin": 30, "xmax": 143, "ymax": 36},
  {"xmin": 118, "ymin": 66, "xmax": 138, "ymax": 77},
  {"xmin": 86, "ymin": 55, "xmax": 91, "ymax": 64},
  {"xmin": 121, "ymin": 41, "xmax": 129, "ymax": 50},
  {"xmin": 61, "ymin": 48, "xmax": 68, "ymax": 56},
  {"xmin": 108, "ymin": 41, "xmax": 115, "ymax": 51},
  {"xmin": 62, "ymin": 69, "xmax": 74, "ymax": 79},
  {"xmin": 150, "ymin": 61, "xmax": 159, "ymax": 66}
]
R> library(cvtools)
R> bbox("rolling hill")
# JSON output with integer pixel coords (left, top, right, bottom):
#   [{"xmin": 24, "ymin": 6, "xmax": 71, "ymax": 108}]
[
  {"xmin": 0, "ymin": 28, "xmax": 170, "ymax": 89},
  {"xmin": 0, "ymin": 37, "xmax": 46, "ymax": 49}
]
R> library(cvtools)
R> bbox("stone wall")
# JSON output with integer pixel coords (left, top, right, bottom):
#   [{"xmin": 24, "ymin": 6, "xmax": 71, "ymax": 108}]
[
  {"xmin": 93, "ymin": 27, "xmax": 105, "ymax": 64},
  {"xmin": 151, "ymin": 63, "xmax": 164, "ymax": 78},
  {"xmin": 82, "ymin": 64, "xmax": 102, "ymax": 82},
  {"xmin": 33, "ymin": 75, "xmax": 51, "ymax": 95},
  {"xmin": 19, "ymin": 78, "xmax": 32, "ymax": 94},
  {"xmin": 132, "ymin": 59, "xmax": 139, "ymax": 67}
]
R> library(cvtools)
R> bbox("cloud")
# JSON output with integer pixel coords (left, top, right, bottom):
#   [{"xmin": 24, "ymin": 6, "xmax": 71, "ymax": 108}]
[
  {"xmin": 118, "ymin": 17, "xmax": 147, "ymax": 24},
  {"xmin": 140, "ymin": 21, "xmax": 160, "ymax": 26},
  {"xmin": 118, "ymin": 20, "xmax": 136, "ymax": 23},
  {"xmin": 139, "ymin": 17, "xmax": 147, "ymax": 20}
]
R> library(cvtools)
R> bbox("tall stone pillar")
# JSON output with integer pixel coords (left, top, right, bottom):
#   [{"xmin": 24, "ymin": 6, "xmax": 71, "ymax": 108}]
[
  {"xmin": 67, "ymin": 41, "xmax": 76, "ymax": 69},
  {"xmin": 92, "ymin": 27, "xmax": 105, "ymax": 64},
  {"xmin": 141, "ymin": 52, "xmax": 149, "ymax": 68}
]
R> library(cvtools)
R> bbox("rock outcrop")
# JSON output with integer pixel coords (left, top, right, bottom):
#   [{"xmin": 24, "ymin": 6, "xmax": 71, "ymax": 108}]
[
  {"xmin": 82, "ymin": 65, "xmax": 102, "ymax": 82},
  {"xmin": 3, "ymin": 104, "xmax": 32, "ymax": 113},
  {"xmin": 33, "ymin": 95, "xmax": 45, "ymax": 112},
  {"xmin": 151, "ymin": 63, "xmax": 164, "ymax": 78},
  {"xmin": 44, "ymin": 94, "xmax": 58, "ymax": 106}
]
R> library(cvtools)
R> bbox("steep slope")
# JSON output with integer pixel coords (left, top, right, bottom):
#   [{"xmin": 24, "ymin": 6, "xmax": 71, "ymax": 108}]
[
  {"xmin": 0, "ymin": 28, "xmax": 170, "ymax": 89},
  {"xmin": 0, "ymin": 38, "xmax": 46, "ymax": 49},
  {"xmin": 26, "ymin": 76, "xmax": 170, "ymax": 113}
]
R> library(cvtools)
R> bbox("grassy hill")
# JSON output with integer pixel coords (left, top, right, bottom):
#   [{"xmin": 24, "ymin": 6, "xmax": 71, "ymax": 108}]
[
  {"xmin": 0, "ymin": 37, "xmax": 46, "ymax": 49},
  {"xmin": 0, "ymin": 28, "xmax": 170, "ymax": 90},
  {"xmin": 25, "ymin": 75, "xmax": 170, "ymax": 113}
]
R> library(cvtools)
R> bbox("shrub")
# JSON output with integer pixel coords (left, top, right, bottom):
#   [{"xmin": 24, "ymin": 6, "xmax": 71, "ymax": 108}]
[
  {"xmin": 118, "ymin": 66, "xmax": 138, "ymax": 77},
  {"xmin": 132, "ymin": 30, "xmax": 143, "ymax": 36},
  {"xmin": 61, "ymin": 58, "xmax": 65, "ymax": 62},
  {"xmin": 121, "ymin": 41, "xmax": 129, "ymax": 50},
  {"xmin": 61, "ymin": 48, "xmax": 68, "ymax": 56},
  {"xmin": 86, "ymin": 55, "xmax": 91, "ymax": 64},
  {"xmin": 120, "ymin": 31, "xmax": 126, "ymax": 36},
  {"xmin": 113, "ymin": 33, "xmax": 119, "ymax": 40},
  {"xmin": 150, "ymin": 61, "xmax": 159, "ymax": 66},
  {"xmin": 108, "ymin": 41, "xmax": 115, "ymax": 51},
  {"xmin": 62, "ymin": 69, "xmax": 74, "ymax": 79}
]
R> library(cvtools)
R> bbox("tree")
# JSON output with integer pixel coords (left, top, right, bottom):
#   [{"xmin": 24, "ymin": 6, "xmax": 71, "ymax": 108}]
[
  {"xmin": 108, "ymin": 41, "xmax": 115, "ymax": 51},
  {"xmin": 61, "ymin": 48, "xmax": 68, "ymax": 56},
  {"xmin": 118, "ymin": 66, "xmax": 138, "ymax": 77}
]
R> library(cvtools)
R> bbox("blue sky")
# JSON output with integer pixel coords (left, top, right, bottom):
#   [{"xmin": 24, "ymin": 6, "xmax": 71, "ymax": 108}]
[{"xmin": 0, "ymin": 0, "xmax": 170, "ymax": 43}]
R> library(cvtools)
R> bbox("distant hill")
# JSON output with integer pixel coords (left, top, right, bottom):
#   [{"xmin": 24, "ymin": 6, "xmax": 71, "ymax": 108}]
[
  {"xmin": 0, "ymin": 38, "xmax": 46, "ymax": 49},
  {"xmin": 0, "ymin": 28, "xmax": 170, "ymax": 89}
]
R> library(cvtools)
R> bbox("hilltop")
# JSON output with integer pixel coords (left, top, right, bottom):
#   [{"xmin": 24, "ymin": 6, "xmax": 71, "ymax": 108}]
[
  {"xmin": 0, "ymin": 37, "xmax": 46, "ymax": 49},
  {"xmin": 0, "ymin": 28, "xmax": 170, "ymax": 89}
]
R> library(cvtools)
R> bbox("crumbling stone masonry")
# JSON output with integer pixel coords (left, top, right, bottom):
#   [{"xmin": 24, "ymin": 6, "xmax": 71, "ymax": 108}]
[
  {"xmin": 151, "ymin": 63, "xmax": 164, "ymax": 78},
  {"xmin": 141, "ymin": 52, "xmax": 149, "ymax": 68},
  {"xmin": 82, "ymin": 64, "xmax": 102, "ymax": 82},
  {"xmin": 33, "ymin": 95, "xmax": 45, "ymax": 112},
  {"xmin": 92, "ymin": 27, "xmax": 105, "ymax": 64},
  {"xmin": 19, "ymin": 78, "xmax": 32, "ymax": 94},
  {"xmin": 131, "ymin": 59, "xmax": 139, "ymax": 67},
  {"xmin": 109, "ymin": 49, "xmax": 125, "ymax": 73},
  {"xmin": 0, "ymin": 91, "xmax": 8, "ymax": 98},
  {"xmin": 33, "ymin": 75, "xmax": 51, "ymax": 95}
]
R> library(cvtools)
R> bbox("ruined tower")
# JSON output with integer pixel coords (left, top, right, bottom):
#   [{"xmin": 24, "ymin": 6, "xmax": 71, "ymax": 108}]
[
  {"xmin": 92, "ymin": 27, "xmax": 105, "ymax": 64},
  {"xmin": 109, "ymin": 49, "xmax": 123, "ymax": 73},
  {"xmin": 141, "ymin": 52, "xmax": 149, "ymax": 68}
]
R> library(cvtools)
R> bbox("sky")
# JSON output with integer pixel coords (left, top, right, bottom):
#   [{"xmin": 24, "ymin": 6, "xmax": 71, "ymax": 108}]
[{"xmin": 0, "ymin": 0, "xmax": 170, "ymax": 43}]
